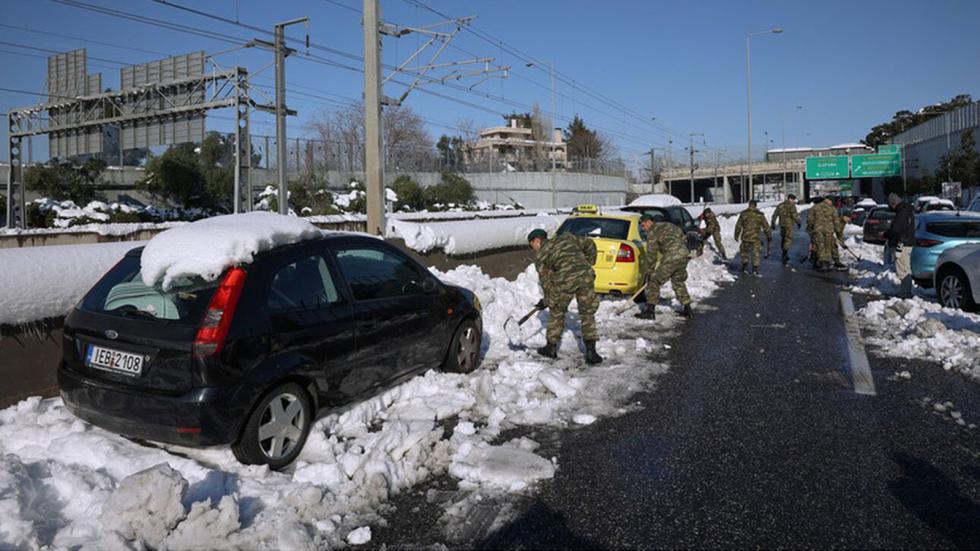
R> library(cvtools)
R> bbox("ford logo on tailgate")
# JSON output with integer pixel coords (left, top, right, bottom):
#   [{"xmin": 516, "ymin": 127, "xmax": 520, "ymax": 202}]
[{"xmin": 104, "ymin": 330, "xmax": 119, "ymax": 340}]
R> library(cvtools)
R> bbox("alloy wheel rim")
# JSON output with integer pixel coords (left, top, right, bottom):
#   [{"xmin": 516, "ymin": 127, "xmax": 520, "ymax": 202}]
[
  {"xmin": 258, "ymin": 392, "xmax": 305, "ymax": 460},
  {"xmin": 457, "ymin": 326, "xmax": 480, "ymax": 370},
  {"xmin": 941, "ymin": 275, "xmax": 962, "ymax": 309}
]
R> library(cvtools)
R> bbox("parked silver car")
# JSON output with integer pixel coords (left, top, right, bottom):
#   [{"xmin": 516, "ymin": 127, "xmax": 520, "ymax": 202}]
[{"xmin": 934, "ymin": 243, "xmax": 980, "ymax": 312}]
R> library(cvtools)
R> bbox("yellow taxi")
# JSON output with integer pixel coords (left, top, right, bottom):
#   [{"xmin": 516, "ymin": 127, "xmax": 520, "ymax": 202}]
[{"xmin": 555, "ymin": 204, "xmax": 646, "ymax": 295}]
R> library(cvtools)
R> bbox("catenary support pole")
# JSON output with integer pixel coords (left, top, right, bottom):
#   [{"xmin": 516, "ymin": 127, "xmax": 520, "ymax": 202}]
[{"xmin": 364, "ymin": 0, "xmax": 385, "ymax": 235}]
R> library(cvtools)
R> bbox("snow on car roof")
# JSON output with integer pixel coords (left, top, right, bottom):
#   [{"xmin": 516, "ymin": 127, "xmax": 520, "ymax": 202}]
[
  {"xmin": 140, "ymin": 212, "xmax": 322, "ymax": 290},
  {"xmin": 626, "ymin": 194, "xmax": 682, "ymax": 208},
  {"xmin": 856, "ymin": 198, "xmax": 878, "ymax": 207}
]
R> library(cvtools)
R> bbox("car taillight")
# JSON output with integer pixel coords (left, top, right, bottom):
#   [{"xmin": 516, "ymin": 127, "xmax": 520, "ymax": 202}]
[
  {"xmin": 865, "ymin": 219, "xmax": 879, "ymax": 225},
  {"xmin": 616, "ymin": 243, "xmax": 635, "ymax": 263},
  {"xmin": 915, "ymin": 239, "xmax": 942, "ymax": 247},
  {"xmin": 193, "ymin": 267, "xmax": 247, "ymax": 358}
]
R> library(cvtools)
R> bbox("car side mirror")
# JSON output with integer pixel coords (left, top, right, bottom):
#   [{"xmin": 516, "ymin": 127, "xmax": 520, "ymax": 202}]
[{"xmin": 422, "ymin": 278, "xmax": 439, "ymax": 294}]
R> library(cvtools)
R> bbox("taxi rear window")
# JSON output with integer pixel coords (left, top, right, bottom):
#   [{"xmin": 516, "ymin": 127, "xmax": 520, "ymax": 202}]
[{"xmin": 557, "ymin": 218, "xmax": 630, "ymax": 240}]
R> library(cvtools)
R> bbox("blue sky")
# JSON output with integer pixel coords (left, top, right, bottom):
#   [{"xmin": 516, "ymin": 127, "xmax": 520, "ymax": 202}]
[{"xmin": 1, "ymin": 0, "xmax": 979, "ymax": 165}]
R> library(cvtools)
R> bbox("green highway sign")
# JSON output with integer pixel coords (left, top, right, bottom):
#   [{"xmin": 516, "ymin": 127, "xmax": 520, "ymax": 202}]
[
  {"xmin": 878, "ymin": 144, "xmax": 901, "ymax": 154},
  {"xmin": 851, "ymin": 153, "xmax": 901, "ymax": 177},
  {"xmin": 806, "ymin": 155, "xmax": 850, "ymax": 179}
]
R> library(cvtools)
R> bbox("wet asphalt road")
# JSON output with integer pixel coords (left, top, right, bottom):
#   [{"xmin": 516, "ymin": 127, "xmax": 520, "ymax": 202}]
[{"xmin": 477, "ymin": 229, "xmax": 980, "ymax": 549}]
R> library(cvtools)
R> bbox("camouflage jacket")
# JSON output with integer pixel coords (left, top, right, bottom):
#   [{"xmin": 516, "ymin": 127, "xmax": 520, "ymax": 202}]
[
  {"xmin": 771, "ymin": 200, "xmax": 800, "ymax": 229},
  {"xmin": 734, "ymin": 207, "xmax": 771, "ymax": 243},
  {"xmin": 643, "ymin": 221, "xmax": 689, "ymax": 274},
  {"xmin": 535, "ymin": 232, "xmax": 596, "ymax": 293},
  {"xmin": 806, "ymin": 202, "xmax": 844, "ymax": 242},
  {"xmin": 700, "ymin": 211, "xmax": 721, "ymax": 234}
]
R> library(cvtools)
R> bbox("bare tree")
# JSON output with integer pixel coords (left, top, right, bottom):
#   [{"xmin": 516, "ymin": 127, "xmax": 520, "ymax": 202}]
[
  {"xmin": 307, "ymin": 103, "xmax": 435, "ymax": 174},
  {"xmin": 529, "ymin": 102, "xmax": 553, "ymax": 171}
]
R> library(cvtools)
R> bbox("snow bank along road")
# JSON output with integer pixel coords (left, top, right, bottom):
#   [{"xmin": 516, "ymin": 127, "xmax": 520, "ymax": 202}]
[{"xmin": 0, "ymin": 211, "xmax": 749, "ymax": 549}]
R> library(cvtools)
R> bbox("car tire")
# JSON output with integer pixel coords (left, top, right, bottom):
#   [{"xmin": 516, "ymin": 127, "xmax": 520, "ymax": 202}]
[
  {"xmin": 443, "ymin": 319, "xmax": 482, "ymax": 374},
  {"xmin": 232, "ymin": 382, "xmax": 313, "ymax": 470},
  {"xmin": 937, "ymin": 267, "xmax": 977, "ymax": 312}
]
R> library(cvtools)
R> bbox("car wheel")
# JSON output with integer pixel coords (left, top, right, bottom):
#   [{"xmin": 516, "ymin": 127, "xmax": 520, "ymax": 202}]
[
  {"xmin": 443, "ymin": 319, "xmax": 482, "ymax": 374},
  {"xmin": 232, "ymin": 382, "xmax": 312, "ymax": 470},
  {"xmin": 938, "ymin": 268, "xmax": 977, "ymax": 312}
]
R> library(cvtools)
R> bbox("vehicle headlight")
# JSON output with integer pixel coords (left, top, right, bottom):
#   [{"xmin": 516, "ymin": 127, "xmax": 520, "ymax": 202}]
[{"xmin": 473, "ymin": 295, "xmax": 482, "ymax": 312}]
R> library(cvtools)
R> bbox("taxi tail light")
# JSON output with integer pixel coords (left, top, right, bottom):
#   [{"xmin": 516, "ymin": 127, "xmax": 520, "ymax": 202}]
[
  {"xmin": 193, "ymin": 268, "xmax": 247, "ymax": 358},
  {"xmin": 616, "ymin": 243, "xmax": 636, "ymax": 263}
]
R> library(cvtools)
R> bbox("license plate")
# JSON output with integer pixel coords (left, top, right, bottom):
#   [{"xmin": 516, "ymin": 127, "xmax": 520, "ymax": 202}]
[{"xmin": 86, "ymin": 344, "xmax": 144, "ymax": 377}]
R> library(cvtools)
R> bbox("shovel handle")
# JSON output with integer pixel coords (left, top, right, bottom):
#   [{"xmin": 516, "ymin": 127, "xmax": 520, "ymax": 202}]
[
  {"xmin": 517, "ymin": 306, "xmax": 540, "ymax": 326},
  {"xmin": 615, "ymin": 283, "xmax": 649, "ymax": 314}
]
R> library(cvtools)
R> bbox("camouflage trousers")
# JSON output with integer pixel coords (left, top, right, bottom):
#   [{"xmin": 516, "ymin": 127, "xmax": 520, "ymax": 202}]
[
  {"xmin": 813, "ymin": 229, "xmax": 836, "ymax": 263},
  {"xmin": 739, "ymin": 240, "xmax": 764, "ymax": 268},
  {"xmin": 778, "ymin": 225, "xmax": 795, "ymax": 255},
  {"xmin": 704, "ymin": 228, "xmax": 726, "ymax": 258},
  {"xmin": 546, "ymin": 278, "xmax": 599, "ymax": 344},
  {"xmin": 644, "ymin": 257, "xmax": 691, "ymax": 306}
]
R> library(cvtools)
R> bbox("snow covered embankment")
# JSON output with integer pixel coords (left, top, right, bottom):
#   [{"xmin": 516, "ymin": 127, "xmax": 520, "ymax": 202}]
[
  {"xmin": 845, "ymin": 236, "xmax": 980, "ymax": 378},
  {"xmin": 0, "ymin": 241, "xmax": 142, "ymax": 326},
  {"xmin": 0, "ymin": 243, "xmax": 737, "ymax": 548},
  {"xmin": 387, "ymin": 213, "xmax": 565, "ymax": 255}
]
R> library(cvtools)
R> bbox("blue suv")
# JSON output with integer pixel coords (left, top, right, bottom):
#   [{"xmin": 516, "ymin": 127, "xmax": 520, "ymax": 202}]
[{"xmin": 911, "ymin": 211, "xmax": 980, "ymax": 288}]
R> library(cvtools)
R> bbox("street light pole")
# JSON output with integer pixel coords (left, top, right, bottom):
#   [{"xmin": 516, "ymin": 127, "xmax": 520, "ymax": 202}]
[{"xmin": 746, "ymin": 28, "xmax": 783, "ymax": 202}]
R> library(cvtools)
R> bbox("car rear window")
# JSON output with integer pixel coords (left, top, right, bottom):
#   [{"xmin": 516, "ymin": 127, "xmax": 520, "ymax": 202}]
[
  {"xmin": 926, "ymin": 220, "xmax": 980, "ymax": 238},
  {"xmin": 869, "ymin": 209, "xmax": 895, "ymax": 220},
  {"xmin": 79, "ymin": 255, "xmax": 218, "ymax": 324},
  {"xmin": 557, "ymin": 218, "xmax": 630, "ymax": 240}
]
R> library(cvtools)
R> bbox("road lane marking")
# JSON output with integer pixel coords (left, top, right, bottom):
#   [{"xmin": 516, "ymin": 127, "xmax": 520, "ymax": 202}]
[{"xmin": 839, "ymin": 291, "xmax": 876, "ymax": 396}]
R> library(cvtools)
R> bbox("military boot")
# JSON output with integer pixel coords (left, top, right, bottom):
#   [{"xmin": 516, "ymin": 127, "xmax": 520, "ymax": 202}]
[
  {"xmin": 583, "ymin": 340, "xmax": 603, "ymax": 364},
  {"xmin": 536, "ymin": 342, "xmax": 558, "ymax": 359},
  {"xmin": 741, "ymin": 263, "xmax": 749, "ymax": 275},
  {"xmin": 635, "ymin": 304, "xmax": 656, "ymax": 320},
  {"xmin": 753, "ymin": 267, "xmax": 762, "ymax": 278},
  {"xmin": 833, "ymin": 261, "xmax": 847, "ymax": 271},
  {"xmin": 781, "ymin": 251, "xmax": 790, "ymax": 266},
  {"xmin": 681, "ymin": 304, "xmax": 693, "ymax": 318},
  {"xmin": 898, "ymin": 275, "xmax": 914, "ymax": 299},
  {"xmin": 817, "ymin": 262, "xmax": 831, "ymax": 272}
]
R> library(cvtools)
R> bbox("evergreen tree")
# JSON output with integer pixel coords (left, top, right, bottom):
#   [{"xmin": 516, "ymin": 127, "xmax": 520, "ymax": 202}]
[
  {"xmin": 565, "ymin": 115, "xmax": 604, "ymax": 161},
  {"xmin": 937, "ymin": 129, "xmax": 979, "ymax": 186},
  {"xmin": 863, "ymin": 94, "xmax": 973, "ymax": 148}
]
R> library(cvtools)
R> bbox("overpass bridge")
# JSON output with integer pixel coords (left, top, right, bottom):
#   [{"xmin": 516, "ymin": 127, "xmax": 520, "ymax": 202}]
[{"xmin": 659, "ymin": 159, "xmax": 806, "ymax": 204}]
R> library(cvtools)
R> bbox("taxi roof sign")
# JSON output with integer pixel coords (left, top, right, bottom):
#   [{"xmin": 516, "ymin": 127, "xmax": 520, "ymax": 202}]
[{"xmin": 573, "ymin": 204, "xmax": 600, "ymax": 214}]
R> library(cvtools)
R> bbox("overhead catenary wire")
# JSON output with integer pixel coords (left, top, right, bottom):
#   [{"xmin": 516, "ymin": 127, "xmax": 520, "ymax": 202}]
[{"xmin": 30, "ymin": 0, "xmax": 658, "ymax": 155}]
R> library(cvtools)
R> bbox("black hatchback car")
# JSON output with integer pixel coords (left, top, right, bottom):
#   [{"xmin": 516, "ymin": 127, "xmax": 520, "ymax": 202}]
[
  {"xmin": 59, "ymin": 234, "xmax": 482, "ymax": 469},
  {"xmin": 862, "ymin": 206, "xmax": 895, "ymax": 244}
]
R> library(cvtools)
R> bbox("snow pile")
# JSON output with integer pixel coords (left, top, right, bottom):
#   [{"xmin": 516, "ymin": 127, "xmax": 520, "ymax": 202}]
[
  {"xmin": 388, "ymin": 213, "xmax": 565, "ymax": 254},
  {"xmin": 140, "ymin": 212, "xmax": 322, "ymax": 290},
  {"xmin": 628, "ymin": 193, "xmax": 682, "ymax": 208},
  {"xmin": 857, "ymin": 297, "xmax": 980, "ymax": 377},
  {"xmin": 845, "ymin": 233, "xmax": 980, "ymax": 378},
  {"xmin": 0, "ymin": 241, "xmax": 141, "ymax": 325},
  {"xmin": 0, "ymin": 238, "xmax": 739, "ymax": 546}
]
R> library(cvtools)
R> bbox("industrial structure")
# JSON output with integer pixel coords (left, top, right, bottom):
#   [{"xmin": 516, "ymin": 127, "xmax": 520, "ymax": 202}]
[{"xmin": 5, "ymin": 49, "xmax": 252, "ymax": 228}]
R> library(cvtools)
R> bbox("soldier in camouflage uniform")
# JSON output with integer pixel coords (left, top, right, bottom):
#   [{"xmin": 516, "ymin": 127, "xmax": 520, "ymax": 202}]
[
  {"xmin": 636, "ymin": 213, "xmax": 693, "ymax": 320},
  {"xmin": 527, "ymin": 229, "xmax": 602, "ymax": 364},
  {"xmin": 734, "ymin": 199, "xmax": 772, "ymax": 276},
  {"xmin": 770, "ymin": 194, "xmax": 801, "ymax": 266},
  {"xmin": 828, "ymin": 213, "xmax": 851, "ymax": 270},
  {"xmin": 697, "ymin": 207, "xmax": 727, "ymax": 260},
  {"xmin": 805, "ymin": 197, "xmax": 845, "ymax": 272}
]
